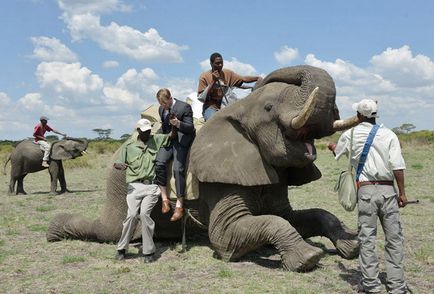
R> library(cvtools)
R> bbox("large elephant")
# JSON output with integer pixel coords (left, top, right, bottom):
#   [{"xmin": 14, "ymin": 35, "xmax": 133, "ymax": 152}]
[
  {"xmin": 4, "ymin": 138, "xmax": 88, "ymax": 195},
  {"xmin": 47, "ymin": 65, "xmax": 359, "ymax": 271}
]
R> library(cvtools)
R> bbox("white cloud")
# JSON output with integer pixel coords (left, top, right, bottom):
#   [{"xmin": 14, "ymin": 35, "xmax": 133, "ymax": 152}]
[
  {"xmin": 31, "ymin": 36, "xmax": 78, "ymax": 62},
  {"xmin": 18, "ymin": 93, "xmax": 45, "ymax": 110},
  {"xmin": 36, "ymin": 62, "xmax": 103, "ymax": 95},
  {"xmin": 200, "ymin": 57, "xmax": 258, "ymax": 76},
  {"xmin": 305, "ymin": 53, "xmax": 396, "ymax": 94},
  {"xmin": 370, "ymin": 45, "xmax": 434, "ymax": 87},
  {"xmin": 58, "ymin": 0, "xmax": 131, "ymax": 15},
  {"xmin": 102, "ymin": 60, "xmax": 119, "ymax": 68},
  {"xmin": 304, "ymin": 47, "xmax": 434, "ymax": 130},
  {"xmin": 62, "ymin": 13, "xmax": 187, "ymax": 63},
  {"xmin": 0, "ymin": 92, "xmax": 11, "ymax": 105},
  {"xmin": 274, "ymin": 46, "xmax": 299, "ymax": 65}
]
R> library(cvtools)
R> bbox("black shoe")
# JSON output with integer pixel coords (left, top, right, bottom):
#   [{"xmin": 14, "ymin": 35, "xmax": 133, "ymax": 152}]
[
  {"xmin": 115, "ymin": 249, "xmax": 126, "ymax": 261},
  {"xmin": 143, "ymin": 253, "xmax": 156, "ymax": 263}
]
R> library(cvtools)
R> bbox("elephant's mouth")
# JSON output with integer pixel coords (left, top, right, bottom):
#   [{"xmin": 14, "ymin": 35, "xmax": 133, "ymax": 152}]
[{"xmin": 304, "ymin": 140, "xmax": 317, "ymax": 161}]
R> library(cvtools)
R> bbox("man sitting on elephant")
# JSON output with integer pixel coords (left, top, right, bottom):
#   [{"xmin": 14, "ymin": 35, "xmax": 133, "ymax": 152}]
[
  {"xmin": 33, "ymin": 116, "xmax": 66, "ymax": 167},
  {"xmin": 114, "ymin": 118, "xmax": 170, "ymax": 263},
  {"xmin": 155, "ymin": 88, "xmax": 196, "ymax": 222},
  {"xmin": 198, "ymin": 52, "xmax": 261, "ymax": 121}
]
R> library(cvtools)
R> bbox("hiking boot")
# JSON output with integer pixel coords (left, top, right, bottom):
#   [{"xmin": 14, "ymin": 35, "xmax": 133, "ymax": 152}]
[
  {"xmin": 42, "ymin": 161, "xmax": 50, "ymax": 168},
  {"xmin": 353, "ymin": 281, "xmax": 381, "ymax": 293},
  {"xmin": 115, "ymin": 249, "xmax": 126, "ymax": 261}
]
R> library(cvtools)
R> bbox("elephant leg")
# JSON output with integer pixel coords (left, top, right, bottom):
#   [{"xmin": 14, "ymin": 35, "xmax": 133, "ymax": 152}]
[
  {"xmin": 281, "ymin": 207, "xmax": 359, "ymax": 259},
  {"xmin": 16, "ymin": 174, "xmax": 27, "ymax": 195},
  {"xmin": 48, "ymin": 162, "xmax": 59, "ymax": 195},
  {"xmin": 8, "ymin": 176, "xmax": 17, "ymax": 195},
  {"xmin": 209, "ymin": 194, "xmax": 324, "ymax": 272},
  {"xmin": 57, "ymin": 162, "xmax": 68, "ymax": 193}
]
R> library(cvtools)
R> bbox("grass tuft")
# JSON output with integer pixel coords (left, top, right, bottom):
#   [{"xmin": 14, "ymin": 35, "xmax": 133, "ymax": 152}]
[
  {"xmin": 35, "ymin": 205, "xmax": 56, "ymax": 212},
  {"xmin": 62, "ymin": 255, "xmax": 86, "ymax": 264}
]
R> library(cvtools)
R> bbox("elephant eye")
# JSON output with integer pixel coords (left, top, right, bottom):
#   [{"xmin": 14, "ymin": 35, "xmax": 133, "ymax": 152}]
[{"xmin": 264, "ymin": 103, "xmax": 273, "ymax": 112}]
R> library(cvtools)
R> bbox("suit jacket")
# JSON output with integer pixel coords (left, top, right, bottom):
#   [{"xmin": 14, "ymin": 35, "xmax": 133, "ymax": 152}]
[{"xmin": 158, "ymin": 99, "xmax": 195, "ymax": 147}]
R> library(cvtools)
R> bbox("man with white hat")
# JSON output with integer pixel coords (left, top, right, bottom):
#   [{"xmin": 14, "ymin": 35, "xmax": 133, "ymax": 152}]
[
  {"xmin": 114, "ymin": 118, "xmax": 170, "ymax": 263},
  {"xmin": 33, "ymin": 116, "xmax": 67, "ymax": 167},
  {"xmin": 328, "ymin": 99, "xmax": 410, "ymax": 293}
]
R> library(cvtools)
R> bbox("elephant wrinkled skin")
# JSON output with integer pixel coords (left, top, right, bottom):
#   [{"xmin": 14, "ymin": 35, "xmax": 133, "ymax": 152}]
[
  {"xmin": 4, "ymin": 138, "xmax": 88, "ymax": 195},
  {"xmin": 47, "ymin": 65, "xmax": 359, "ymax": 271}
]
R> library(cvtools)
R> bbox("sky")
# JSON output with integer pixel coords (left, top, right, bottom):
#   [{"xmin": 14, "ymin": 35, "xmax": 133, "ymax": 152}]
[{"xmin": 1, "ymin": 0, "xmax": 433, "ymax": 140}]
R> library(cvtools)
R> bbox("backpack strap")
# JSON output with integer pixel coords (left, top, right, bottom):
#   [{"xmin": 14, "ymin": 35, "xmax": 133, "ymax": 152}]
[{"xmin": 355, "ymin": 124, "xmax": 380, "ymax": 181}]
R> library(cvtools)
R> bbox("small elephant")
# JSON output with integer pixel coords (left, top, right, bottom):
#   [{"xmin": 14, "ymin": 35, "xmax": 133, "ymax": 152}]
[
  {"xmin": 47, "ymin": 66, "xmax": 359, "ymax": 271},
  {"xmin": 4, "ymin": 137, "xmax": 88, "ymax": 195}
]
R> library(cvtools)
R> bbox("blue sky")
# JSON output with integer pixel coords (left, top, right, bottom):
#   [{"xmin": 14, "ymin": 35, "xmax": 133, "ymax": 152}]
[{"xmin": 1, "ymin": 0, "xmax": 433, "ymax": 140}]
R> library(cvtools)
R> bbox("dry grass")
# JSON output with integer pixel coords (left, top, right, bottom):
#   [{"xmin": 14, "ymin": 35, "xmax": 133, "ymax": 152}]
[{"xmin": 0, "ymin": 145, "xmax": 433, "ymax": 293}]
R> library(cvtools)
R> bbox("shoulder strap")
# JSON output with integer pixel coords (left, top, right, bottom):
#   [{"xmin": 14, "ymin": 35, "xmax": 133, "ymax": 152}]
[
  {"xmin": 355, "ymin": 124, "xmax": 380, "ymax": 181},
  {"xmin": 347, "ymin": 128, "xmax": 354, "ymax": 171}
]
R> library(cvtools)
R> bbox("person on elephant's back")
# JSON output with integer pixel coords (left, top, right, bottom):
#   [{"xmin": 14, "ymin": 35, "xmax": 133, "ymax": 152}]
[
  {"xmin": 155, "ymin": 88, "xmax": 196, "ymax": 222},
  {"xmin": 33, "ymin": 116, "xmax": 66, "ymax": 168},
  {"xmin": 114, "ymin": 118, "xmax": 170, "ymax": 263},
  {"xmin": 197, "ymin": 52, "xmax": 261, "ymax": 121}
]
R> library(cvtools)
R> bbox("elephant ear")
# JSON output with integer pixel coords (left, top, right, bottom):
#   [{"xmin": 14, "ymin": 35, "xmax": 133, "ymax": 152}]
[
  {"xmin": 189, "ymin": 116, "xmax": 279, "ymax": 186},
  {"xmin": 50, "ymin": 141, "xmax": 74, "ymax": 160}
]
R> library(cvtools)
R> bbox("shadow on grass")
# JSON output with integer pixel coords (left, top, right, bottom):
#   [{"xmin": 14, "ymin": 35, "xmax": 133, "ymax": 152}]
[
  {"xmin": 337, "ymin": 261, "xmax": 388, "ymax": 289},
  {"xmin": 32, "ymin": 188, "xmax": 102, "ymax": 195}
]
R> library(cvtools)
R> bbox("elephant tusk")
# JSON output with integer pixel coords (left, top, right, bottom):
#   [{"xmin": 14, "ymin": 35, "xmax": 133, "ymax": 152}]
[
  {"xmin": 291, "ymin": 87, "xmax": 319, "ymax": 130},
  {"xmin": 81, "ymin": 150, "xmax": 87, "ymax": 155},
  {"xmin": 332, "ymin": 116, "xmax": 360, "ymax": 131}
]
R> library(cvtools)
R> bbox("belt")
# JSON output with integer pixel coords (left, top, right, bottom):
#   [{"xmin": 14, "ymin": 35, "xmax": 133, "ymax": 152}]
[
  {"xmin": 134, "ymin": 179, "xmax": 156, "ymax": 185},
  {"xmin": 359, "ymin": 181, "xmax": 394, "ymax": 187}
]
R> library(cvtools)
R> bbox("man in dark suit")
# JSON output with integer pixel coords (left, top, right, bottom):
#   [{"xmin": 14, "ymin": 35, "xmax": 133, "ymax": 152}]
[{"xmin": 155, "ymin": 88, "xmax": 196, "ymax": 221}]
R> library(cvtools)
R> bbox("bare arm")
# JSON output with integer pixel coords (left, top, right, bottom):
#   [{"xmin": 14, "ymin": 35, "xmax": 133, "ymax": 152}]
[
  {"xmin": 328, "ymin": 143, "xmax": 337, "ymax": 157},
  {"xmin": 393, "ymin": 169, "xmax": 407, "ymax": 207},
  {"xmin": 51, "ymin": 129, "xmax": 67, "ymax": 137}
]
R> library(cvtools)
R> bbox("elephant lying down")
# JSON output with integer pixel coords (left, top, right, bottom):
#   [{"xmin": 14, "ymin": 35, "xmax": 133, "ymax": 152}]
[{"xmin": 47, "ymin": 65, "xmax": 360, "ymax": 271}]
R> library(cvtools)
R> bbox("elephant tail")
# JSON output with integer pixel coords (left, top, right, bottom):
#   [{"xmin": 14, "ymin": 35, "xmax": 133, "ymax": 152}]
[
  {"xmin": 3, "ymin": 154, "xmax": 11, "ymax": 175},
  {"xmin": 47, "ymin": 213, "xmax": 100, "ymax": 242}
]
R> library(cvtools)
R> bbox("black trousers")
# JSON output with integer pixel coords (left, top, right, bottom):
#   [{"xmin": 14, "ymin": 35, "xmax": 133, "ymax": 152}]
[{"xmin": 155, "ymin": 141, "xmax": 189, "ymax": 198}]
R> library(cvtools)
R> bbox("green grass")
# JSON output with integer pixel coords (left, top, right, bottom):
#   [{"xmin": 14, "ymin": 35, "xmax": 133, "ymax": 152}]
[
  {"xmin": 0, "ymin": 143, "xmax": 433, "ymax": 293},
  {"xmin": 62, "ymin": 255, "xmax": 86, "ymax": 264}
]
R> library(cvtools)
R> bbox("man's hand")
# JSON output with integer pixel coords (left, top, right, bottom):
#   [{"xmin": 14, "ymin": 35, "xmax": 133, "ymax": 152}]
[
  {"xmin": 212, "ymin": 70, "xmax": 220, "ymax": 81},
  {"xmin": 169, "ymin": 117, "xmax": 180, "ymax": 128},
  {"xmin": 398, "ymin": 194, "xmax": 408, "ymax": 208},
  {"xmin": 113, "ymin": 163, "xmax": 128, "ymax": 170},
  {"xmin": 327, "ymin": 143, "xmax": 336, "ymax": 152}
]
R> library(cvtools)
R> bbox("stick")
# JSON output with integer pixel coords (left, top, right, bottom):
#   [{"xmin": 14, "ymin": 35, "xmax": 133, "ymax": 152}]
[{"xmin": 405, "ymin": 200, "xmax": 419, "ymax": 204}]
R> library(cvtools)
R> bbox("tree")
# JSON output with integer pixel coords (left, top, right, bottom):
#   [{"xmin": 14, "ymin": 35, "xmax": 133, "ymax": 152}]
[
  {"xmin": 92, "ymin": 128, "xmax": 112, "ymax": 140},
  {"xmin": 45, "ymin": 135, "xmax": 59, "ymax": 142},
  {"xmin": 120, "ymin": 133, "xmax": 131, "ymax": 141},
  {"xmin": 399, "ymin": 123, "xmax": 416, "ymax": 134}
]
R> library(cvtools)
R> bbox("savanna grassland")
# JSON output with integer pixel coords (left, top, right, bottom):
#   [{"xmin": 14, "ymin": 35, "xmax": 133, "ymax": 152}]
[{"xmin": 0, "ymin": 139, "xmax": 433, "ymax": 294}]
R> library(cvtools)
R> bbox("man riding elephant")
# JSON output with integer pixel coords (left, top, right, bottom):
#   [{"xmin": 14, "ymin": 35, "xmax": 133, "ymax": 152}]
[{"xmin": 48, "ymin": 65, "xmax": 360, "ymax": 272}]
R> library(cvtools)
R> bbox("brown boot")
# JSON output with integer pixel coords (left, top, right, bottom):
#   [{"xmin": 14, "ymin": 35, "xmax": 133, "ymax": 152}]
[
  {"xmin": 170, "ymin": 207, "xmax": 184, "ymax": 222},
  {"xmin": 161, "ymin": 199, "xmax": 171, "ymax": 214}
]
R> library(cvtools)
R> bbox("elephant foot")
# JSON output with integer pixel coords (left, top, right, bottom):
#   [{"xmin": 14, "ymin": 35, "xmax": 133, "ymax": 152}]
[
  {"xmin": 58, "ymin": 189, "xmax": 71, "ymax": 194},
  {"xmin": 16, "ymin": 191, "xmax": 27, "ymax": 195},
  {"xmin": 332, "ymin": 230, "xmax": 359, "ymax": 259},
  {"xmin": 282, "ymin": 241, "xmax": 324, "ymax": 272}
]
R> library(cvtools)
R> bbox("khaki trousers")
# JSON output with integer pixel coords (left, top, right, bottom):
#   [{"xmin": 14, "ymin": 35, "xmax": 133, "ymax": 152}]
[
  {"xmin": 37, "ymin": 140, "xmax": 51, "ymax": 161},
  {"xmin": 358, "ymin": 184, "xmax": 407, "ymax": 294},
  {"xmin": 117, "ymin": 183, "xmax": 160, "ymax": 255}
]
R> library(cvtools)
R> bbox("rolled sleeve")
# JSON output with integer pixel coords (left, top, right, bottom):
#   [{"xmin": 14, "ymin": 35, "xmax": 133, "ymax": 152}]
[{"xmin": 334, "ymin": 130, "xmax": 351, "ymax": 161}]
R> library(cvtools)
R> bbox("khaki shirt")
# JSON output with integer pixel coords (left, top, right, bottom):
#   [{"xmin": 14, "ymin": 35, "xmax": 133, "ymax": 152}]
[
  {"xmin": 198, "ymin": 69, "xmax": 244, "ymax": 110},
  {"xmin": 115, "ymin": 134, "xmax": 170, "ymax": 183}
]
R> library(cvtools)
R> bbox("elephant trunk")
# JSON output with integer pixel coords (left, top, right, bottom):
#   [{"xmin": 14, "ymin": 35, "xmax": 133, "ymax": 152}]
[{"xmin": 47, "ymin": 213, "xmax": 98, "ymax": 242}]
